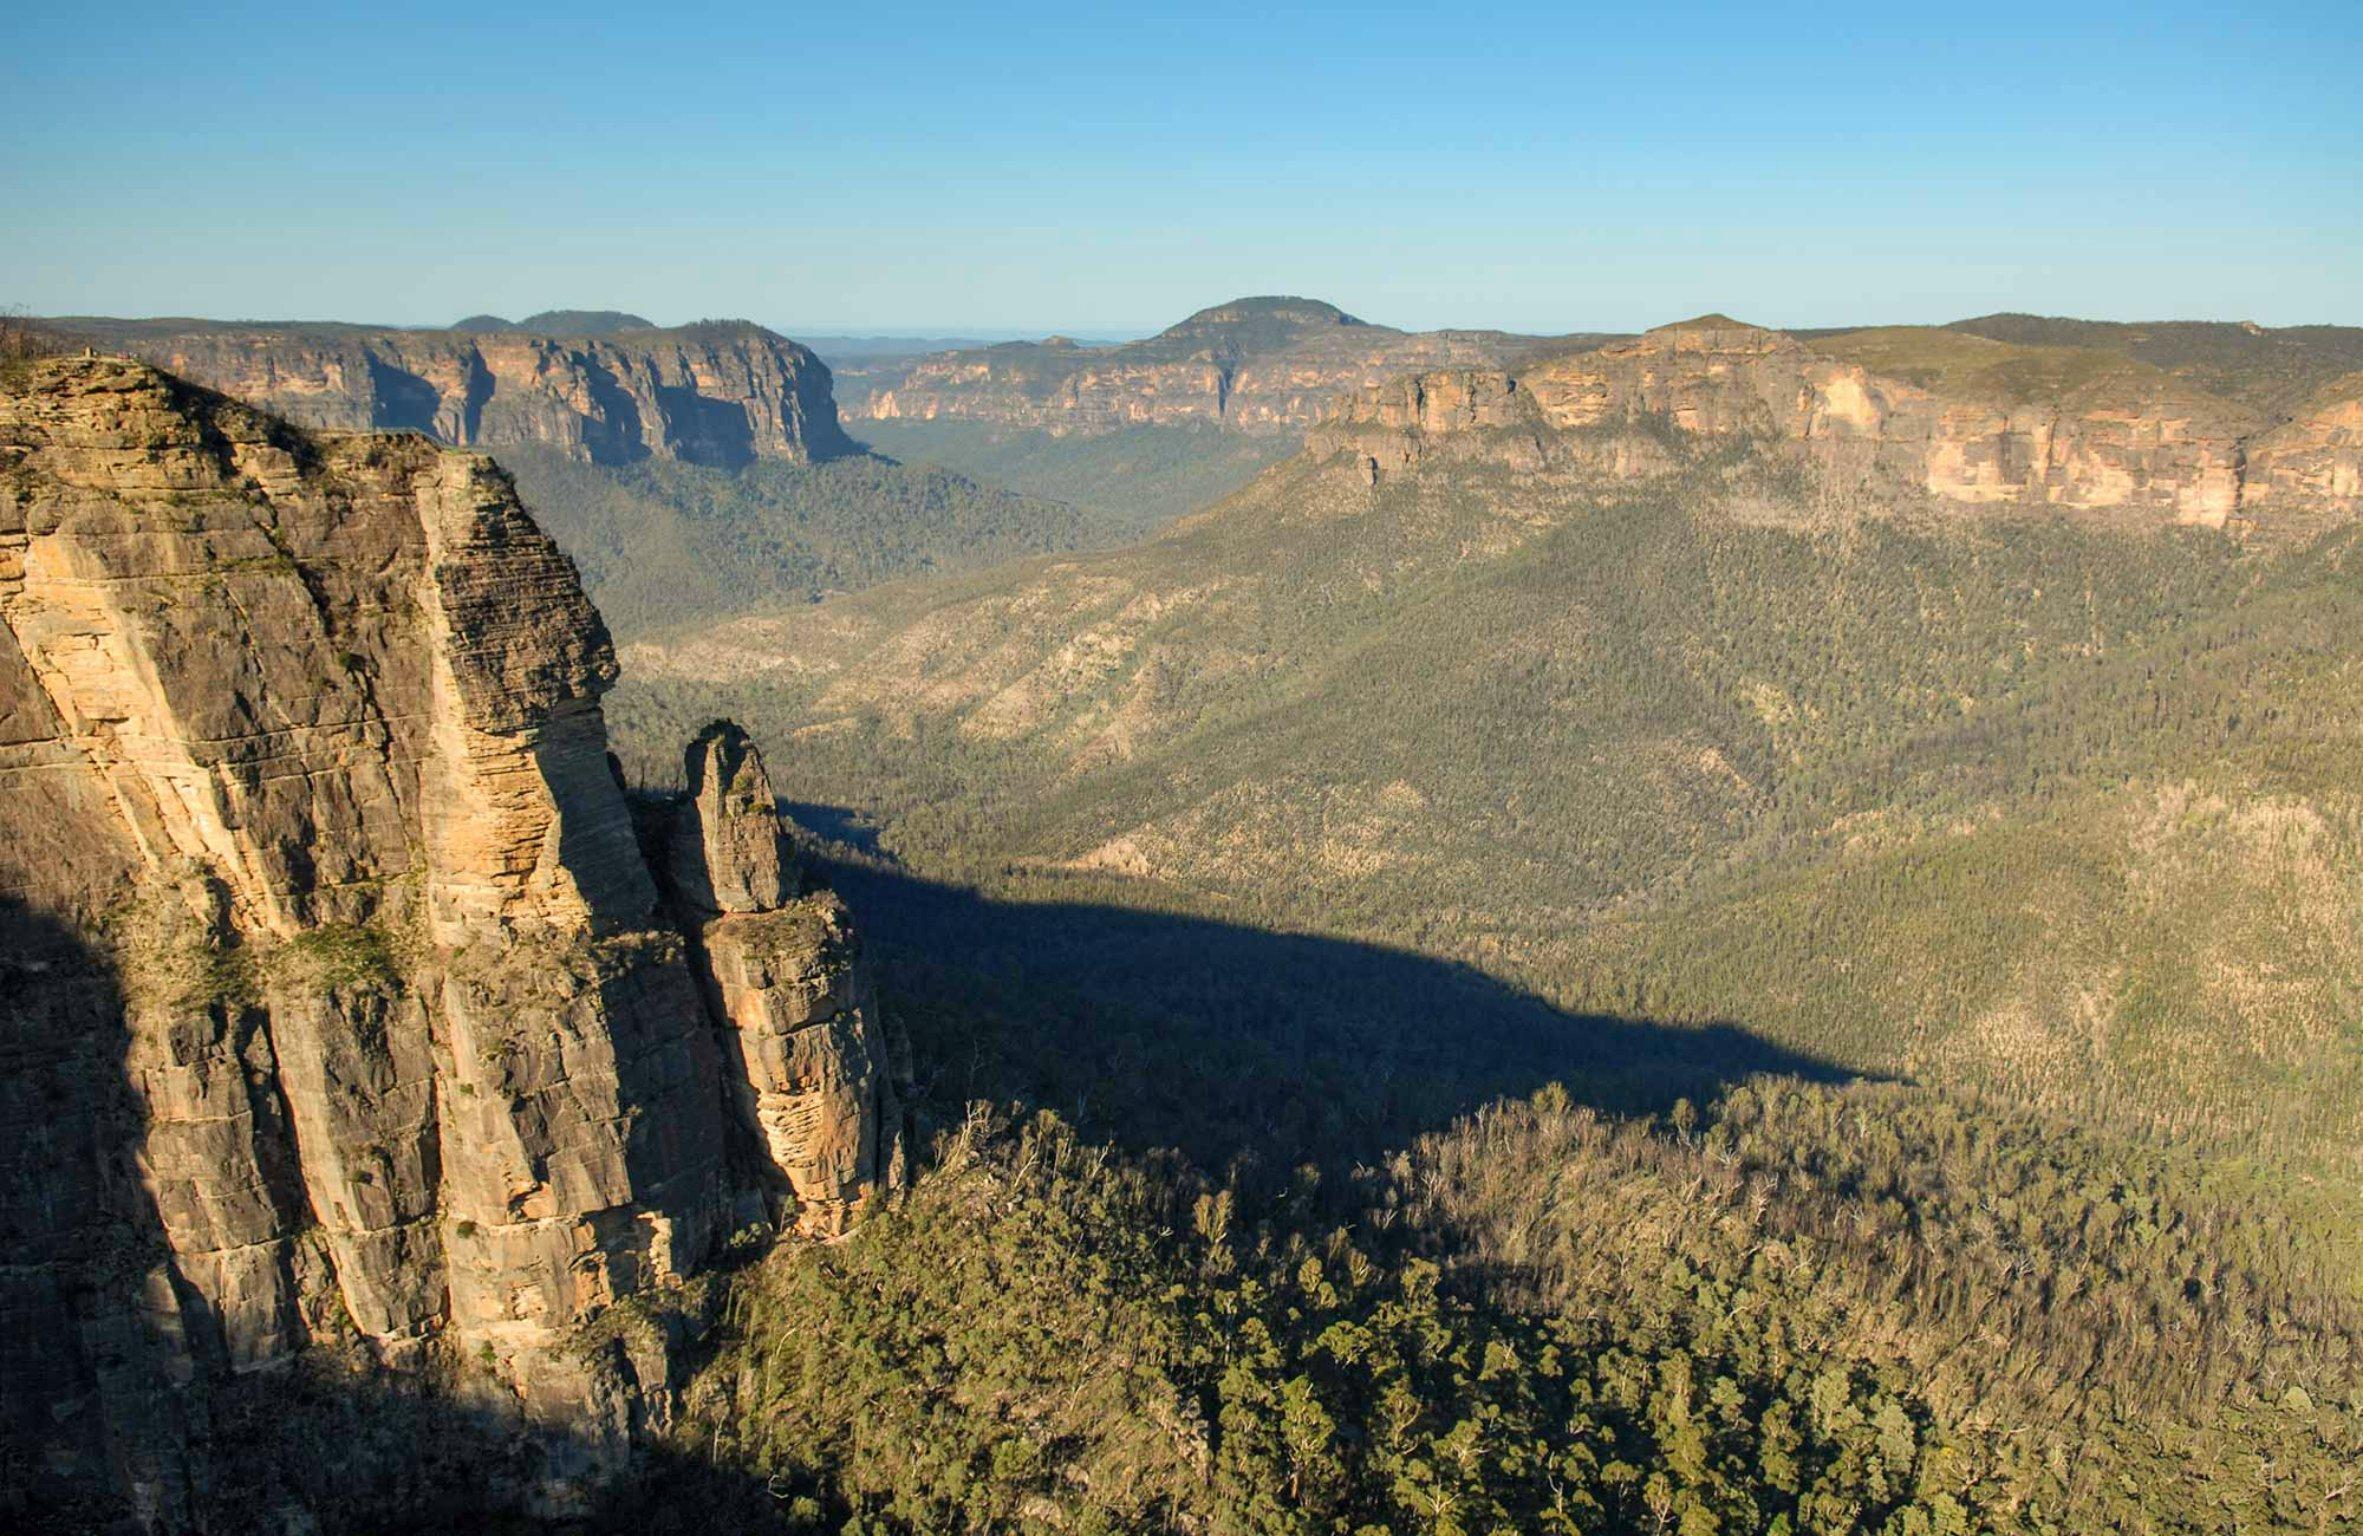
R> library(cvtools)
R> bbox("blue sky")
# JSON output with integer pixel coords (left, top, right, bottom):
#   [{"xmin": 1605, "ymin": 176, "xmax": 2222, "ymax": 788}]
[{"xmin": 4, "ymin": 1, "xmax": 2356, "ymax": 335}]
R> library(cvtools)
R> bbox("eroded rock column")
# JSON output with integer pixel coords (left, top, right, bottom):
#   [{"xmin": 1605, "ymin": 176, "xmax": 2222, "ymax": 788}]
[{"xmin": 667, "ymin": 723, "xmax": 905, "ymax": 1236}]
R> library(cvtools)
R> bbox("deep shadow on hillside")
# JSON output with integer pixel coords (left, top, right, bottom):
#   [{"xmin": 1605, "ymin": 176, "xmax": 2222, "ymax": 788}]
[
  {"xmin": 4, "ymin": 837, "xmax": 1861, "ymax": 1531},
  {"xmin": 798, "ymin": 837, "xmax": 1863, "ymax": 1179}
]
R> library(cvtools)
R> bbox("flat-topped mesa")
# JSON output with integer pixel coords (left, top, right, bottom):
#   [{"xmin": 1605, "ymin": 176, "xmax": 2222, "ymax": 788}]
[
  {"xmin": 0, "ymin": 356, "xmax": 901, "ymax": 1520},
  {"xmin": 1312, "ymin": 315, "xmax": 2363, "ymax": 530},
  {"xmin": 67, "ymin": 315, "xmax": 855, "ymax": 468},
  {"xmin": 854, "ymin": 295, "xmax": 1542, "ymax": 435},
  {"xmin": 667, "ymin": 723, "xmax": 905, "ymax": 1237}
]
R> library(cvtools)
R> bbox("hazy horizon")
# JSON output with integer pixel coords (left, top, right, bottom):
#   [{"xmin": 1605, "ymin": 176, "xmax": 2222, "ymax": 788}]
[
  {"xmin": 27, "ymin": 301, "xmax": 2361, "ymax": 344},
  {"xmin": 7, "ymin": 2, "xmax": 2356, "ymax": 332}
]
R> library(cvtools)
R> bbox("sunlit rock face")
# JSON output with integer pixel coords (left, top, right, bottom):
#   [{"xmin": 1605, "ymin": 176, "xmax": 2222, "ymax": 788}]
[
  {"xmin": 667, "ymin": 722, "xmax": 907, "ymax": 1238},
  {"xmin": 2246, "ymin": 379, "xmax": 2363, "ymax": 519},
  {"xmin": 0, "ymin": 357, "xmax": 901, "ymax": 1524},
  {"xmin": 1310, "ymin": 317, "xmax": 2361, "ymax": 533}
]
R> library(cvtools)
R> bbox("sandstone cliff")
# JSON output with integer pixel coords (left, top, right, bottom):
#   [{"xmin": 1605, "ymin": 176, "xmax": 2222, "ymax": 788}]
[
  {"xmin": 2246, "ymin": 374, "xmax": 2363, "ymax": 516},
  {"xmin": 0, "ymin": 357, "xmax": 899, "ymax": 1526},
  {"xmin": 852, "ymin": 296, "xmax": 1582, "ymax": 435},
  {"xmin": 1309, "ymin": 316, "xmax": 2363, "ymax": 531},
  {"xmin": 63, "ymin": 317, "xmax": 854, "ymax": 469}
]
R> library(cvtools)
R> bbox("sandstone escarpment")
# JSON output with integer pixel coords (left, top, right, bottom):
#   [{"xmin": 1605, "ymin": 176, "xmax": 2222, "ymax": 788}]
[
  {"xmin": 2245, "ymin": 376, "xmax": 2363, "ymax": 516},
  {"xmin": 853, "ymin": 296, "xmax": 1568, "ymax": 435},
  {"xmin": 71, "ymin": 317, "xmax": 853, "ymax": 469},
  {"xmin": 1313, "ymin": 316, "xmax": 2362, "ymax": 531},
  {"xmin": 1305, "ymin": 369, "xmax": 1549, "ymax": 481},
  {"xmin": 0, "ymin": 357, "xmax": 899, "ymax": 1525}
]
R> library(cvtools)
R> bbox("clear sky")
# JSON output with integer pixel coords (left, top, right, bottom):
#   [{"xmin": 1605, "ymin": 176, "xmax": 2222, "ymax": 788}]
[{"xmin": 4, "ymin": 1, "xmax": 2357, "ymax": 336}]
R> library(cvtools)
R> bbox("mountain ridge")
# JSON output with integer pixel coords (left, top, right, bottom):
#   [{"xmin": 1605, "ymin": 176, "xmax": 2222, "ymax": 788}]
[
  {"xmin": 847, "ymin": 293, "xmax": 1601, "ymax": 435},
  {"xmin": 46, "ymin": 315, "xmax": 855, "ymax": 469}
]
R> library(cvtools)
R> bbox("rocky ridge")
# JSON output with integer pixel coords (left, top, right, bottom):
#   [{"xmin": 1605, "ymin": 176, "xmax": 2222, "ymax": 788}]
[
  {"xmin": 0, "ymin": 356, "xmax": 900, "ymax": 1525},
  {"xmin": 1308, "ymin": 315, "xmax": 2363, "ymax": 530},
  {"xmin": 851, "ymin": 296, "xmax": 1589, "ymax": 435},
  {"xmin": 58, "ymin": 317, "xmax": 854, "ymax": 469}
]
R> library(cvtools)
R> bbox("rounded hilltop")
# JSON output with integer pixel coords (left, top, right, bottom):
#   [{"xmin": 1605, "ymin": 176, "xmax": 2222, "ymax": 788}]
[
  {"xmin": 1154, "ymin": 295, "xmax": 1371, "ymax": 348},
  {"xmin": 446, "ymin": 308, "xmax": 656, "ymax": 336}
]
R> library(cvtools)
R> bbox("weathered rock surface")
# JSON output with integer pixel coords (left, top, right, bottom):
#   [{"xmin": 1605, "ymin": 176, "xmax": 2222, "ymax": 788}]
[
  {"xmin": 1311, "ymin": 316, "xmax": 2363, "ymax": 531},
  {"xmin": 62, "ymin": 317, "xmax": 854, "ymax": 468},
  {"xmin": 0, "ymin": 357, "xmax": 899, "ymax": 1526},
  {"xmin": 669, "ymin": 721, "xmax": 798, "ymax": 917},
  {"xmin": 667, "ymin": 723, "xmax": 905, "ymax": 1236},
  {"xmin": 852, "ymin": 296, "xmax": 1588, "ymax": 435},
  {"xmin": 2245, "ymin": 375, "xmax": 2363, "ymax": 519}
]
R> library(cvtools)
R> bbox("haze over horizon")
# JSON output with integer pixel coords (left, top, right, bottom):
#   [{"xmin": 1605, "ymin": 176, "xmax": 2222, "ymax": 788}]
[{"xmin": 6, "ymin": 1, "xmax": 2357, "ymax": 333}]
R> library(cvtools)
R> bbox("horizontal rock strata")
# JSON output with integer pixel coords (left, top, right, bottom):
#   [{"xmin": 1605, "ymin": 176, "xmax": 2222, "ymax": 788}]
[
  {"xmin": 1309, "ymin": 317, "xmax": 2363, "ymax": 531},
  {"xmin": 72, "ymin": 319, "xmax": 852, "ymax": 468},
  {"xmin": 0, "ymin": 357, "xmax": 900, "ymax": 1525}
]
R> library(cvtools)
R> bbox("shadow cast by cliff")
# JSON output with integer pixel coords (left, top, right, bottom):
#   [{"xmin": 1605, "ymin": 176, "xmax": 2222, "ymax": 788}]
[
  {"xmin": 4, "ymin": 829, "xmax": 1864, "ymax": 1533},
  {"xmin": 1, "ymin": 899, "xmax": 201, "ymax": 1533},
  {"xmin": 798, "ymin": 840, "xmax": 1864, "ymax": 1180}
]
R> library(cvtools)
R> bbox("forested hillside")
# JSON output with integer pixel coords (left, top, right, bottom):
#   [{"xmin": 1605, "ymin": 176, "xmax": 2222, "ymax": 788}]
[
  {"xmin": 851, "ymin": 418, "xmax": 1291, "ymax": 539},
  {"xmin": 617, "ymin": 1091, "xmax": 2357, "ymax": 1536},
  {"xmin": 609, "ymin": 442, "xmax": 2363, "ymax": 1193},
  {"xmin": 574, "ymin": 430, "xmax": 2363, "ymax": 1529},
  {"xmin": 496, "ymin": 446, "xmax": 1092, "ymax": 636}
]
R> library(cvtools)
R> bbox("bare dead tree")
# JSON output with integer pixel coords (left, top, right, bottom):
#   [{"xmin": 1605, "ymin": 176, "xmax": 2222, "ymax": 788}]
[{"xmin": 0, "ymin": 306, "xmax": 74, "ymax": 369}]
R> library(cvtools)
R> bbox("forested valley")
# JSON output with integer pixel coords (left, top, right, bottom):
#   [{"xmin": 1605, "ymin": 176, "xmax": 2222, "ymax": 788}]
[{"xmin": 572, "ymin": 431, "xmax": 2363, "ymax": 1534}]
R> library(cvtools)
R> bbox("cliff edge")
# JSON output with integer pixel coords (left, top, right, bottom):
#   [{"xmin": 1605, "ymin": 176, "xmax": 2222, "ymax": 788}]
[
  {"xmin": 0, "ymin": 356, "xmax": 900, "ymax": 1527},
  {"xmin": 1308, "ymin": 316, "xmax": 2363, "ymax": 532},
  {"xmin": 58, "ymin": 318, "xmax": 855, "ymax": 469}
]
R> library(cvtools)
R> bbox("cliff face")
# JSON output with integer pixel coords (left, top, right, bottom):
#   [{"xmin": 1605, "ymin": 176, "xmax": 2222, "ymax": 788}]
[
  {"xmin": 2246, "ymin": 376, "xmax": 2363, "ymax": 515},
  {"xmin": 1311, "ymin": 317, "xmax": 2363, "ymax": 531},
  {"xmin": 0, "ymin": 357, "xmax": 899, "ymax": 1524},
  {"xmin": 853, "ymin": 297, "xmax": 1570, "ymax": 435},
  {"xmin": 75, "ymin": 319, "xmax": 854, "ymax": 469}
]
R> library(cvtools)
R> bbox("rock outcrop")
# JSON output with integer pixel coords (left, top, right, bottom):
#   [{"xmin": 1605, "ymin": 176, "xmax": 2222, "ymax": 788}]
[
  {"xmin": 666, "ymin": 724, "xmax": 905, "ymax": 1237},
  {"xmin": 1311, "ymin": 316, "xmax": 2363, "ymax": 531},
  {"xmin": 1305, "ymin": 369, "xmax": 1553, "ymax": 482},
  {"xmin": 851, "ymin": 296, "xmax": 1584, "ymax": 435},
  {"xmin": 64, "ymin": 317, "xmax": 854, "ymax": 468},
  {"xmin": 2245, "ymin": 375, "xmax": 2363, "ymax": 518},
  {"xmin": 0, "ymin": 356, "xmax": 900, "ymax": 1526}
]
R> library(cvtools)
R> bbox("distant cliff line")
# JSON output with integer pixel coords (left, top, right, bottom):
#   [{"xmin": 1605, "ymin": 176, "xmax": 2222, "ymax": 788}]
[
  {"xmin": 47, "ymin": 315, "xmax": 856, "ymax": 469},
  {"xmin": 1307, "ymin": 315, "xmax": 2363, "ymax": 533},
  {"xmin": 43, "ymin": 300, "xmax": 2363, "ymax": 531}
]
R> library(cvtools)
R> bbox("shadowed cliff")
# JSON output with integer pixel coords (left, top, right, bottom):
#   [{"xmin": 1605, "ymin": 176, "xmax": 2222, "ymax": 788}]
[{"xmin": 4, "ymin": 844, "xmax": 1869, "ymax": 1531}]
